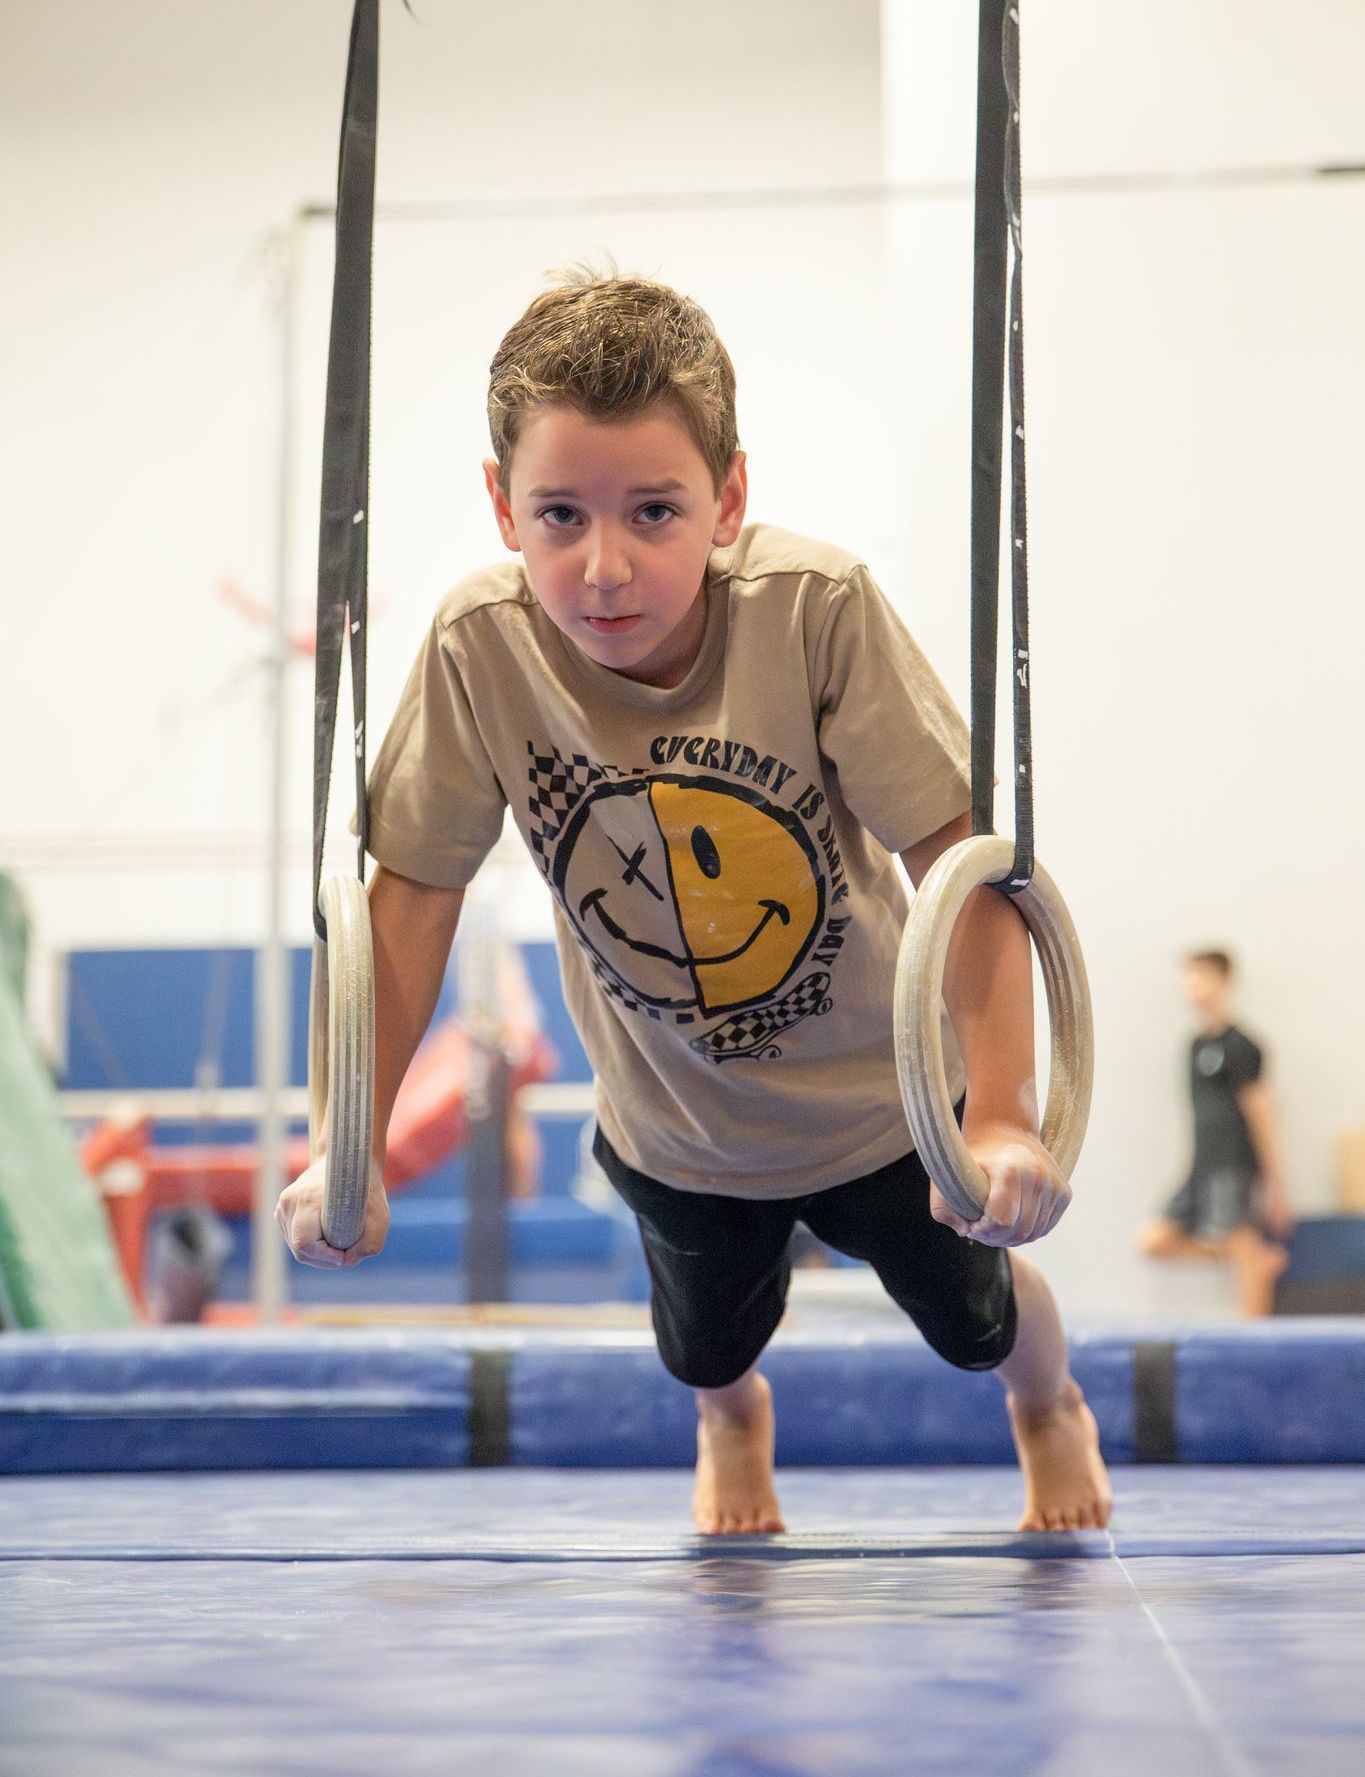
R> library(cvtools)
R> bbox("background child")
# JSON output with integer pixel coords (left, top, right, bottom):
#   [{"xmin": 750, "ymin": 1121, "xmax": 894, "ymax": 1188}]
[
  {"xmin": 1139, "ymin": 948, "xmax": 1292, "ymax": 1316},
  {"xmin": 277, "ymin": 268, "xmax": 1111, "ymax": 1535}
]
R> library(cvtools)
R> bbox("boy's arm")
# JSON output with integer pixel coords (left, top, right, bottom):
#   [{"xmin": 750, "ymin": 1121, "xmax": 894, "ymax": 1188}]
[
  {"xmin": 277, "ymin": 865, "xmax": 465, "ymax": 1268},
  {"xmin": 900, "ymin": 813, "xmax": 1071, "ymax": 1247},
  {"xmin": 368, "ymin": 866, "xmax": 466, "ymax": 1159},
  {"xmin": 1237, "ymin": 1079, "xmax": 1293, "ymax": 1237}
]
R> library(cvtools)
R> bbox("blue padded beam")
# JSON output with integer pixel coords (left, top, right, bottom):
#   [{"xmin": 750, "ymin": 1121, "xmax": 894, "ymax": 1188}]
[
  {"xmin": 507, "ymin": 1331, "xmax": 1135, "ymax": 1467},
  {"xmin": 1173, "ymin": 1323, "xmax": 1365, "ymax": 1462},
  {"xmin": 1, "ymin": 1320, "xmax": 1362, "ymax": 1473},
  {"xmin": 0, "ymin": 1330, "xmax": 472, "ymax": 1472}
]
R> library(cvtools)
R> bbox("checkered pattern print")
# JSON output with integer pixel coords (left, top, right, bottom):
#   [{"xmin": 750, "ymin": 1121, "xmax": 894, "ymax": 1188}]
[
  {"xmin": 690, "ymin": 971, "xmax": 833, "ymax": 1064},
  {"xmin": 526, "ymin": 745, "xmax": 608, "ymax": 874},
  {"xmin": 525, "ymin": 743, "xmax": 649, "ymax": 876},
  {"xmin": 582, "ymin": 945, "xmax": 662, "ymax": 1020}
]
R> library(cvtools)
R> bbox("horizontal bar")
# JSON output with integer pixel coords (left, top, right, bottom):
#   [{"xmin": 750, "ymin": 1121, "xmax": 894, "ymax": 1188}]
[
  {"xmin": 58, "ymin": 1082, "xmax": 596, "ymax": 1123},
  {"xmin": 293, "ymin": 161, "xmax": 1365, "ymax": 227}
]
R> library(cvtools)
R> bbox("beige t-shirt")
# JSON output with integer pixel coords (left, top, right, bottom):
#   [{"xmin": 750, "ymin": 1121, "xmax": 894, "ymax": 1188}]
[{"xmin": 367, "ymin": 523, "xmax": 972, "ymax": 1198}]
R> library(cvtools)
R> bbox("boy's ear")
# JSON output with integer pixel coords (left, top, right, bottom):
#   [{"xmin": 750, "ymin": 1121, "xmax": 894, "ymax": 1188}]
[
  {"xmin": 712, "ymin": 450, "xmax": 748, "ymax": 547},
  {"xmin": 483, "ymin": 457, "xmax": 521, "ymax": 551}
]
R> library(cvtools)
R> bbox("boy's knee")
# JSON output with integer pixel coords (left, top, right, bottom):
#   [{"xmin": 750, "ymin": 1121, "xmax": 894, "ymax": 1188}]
[
  {"xmin": 917, "ymin": 1292, "xmax": 1019, "ymax": 1374},
  {"xmin": 1139, "ymin": 1219, "xmax": 1182, "ymax": 1259},
  {"xmin": 1224, "ymin": 1223, "xmax": 1270, "ymax": 1256},
  {"xmin": 650, "ymin": 1300, "xmax": 778, "ymax": 1392},
  {"xmin": 663, "ymin": 1345, "xmax": 762, "ymax": 1391}
]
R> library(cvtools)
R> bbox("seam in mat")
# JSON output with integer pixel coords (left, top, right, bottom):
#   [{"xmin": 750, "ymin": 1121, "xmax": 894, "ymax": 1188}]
[{"xmin": 1107, "ymin": 1533, "xmax": 1257, "ymax": 1777}]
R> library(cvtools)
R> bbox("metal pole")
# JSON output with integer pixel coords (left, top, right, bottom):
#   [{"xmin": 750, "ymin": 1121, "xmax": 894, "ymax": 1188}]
[
  {"xmin": 457, "ymin": 878, "xmax": 510, "ymax": 1303},
  {"xmin": 464, "ymin": 1043, "xmax": 510, "ymax": 1304},
  {"xmin": 252, "ymin": 218, "xmax": 300, "ymax": 1322}
]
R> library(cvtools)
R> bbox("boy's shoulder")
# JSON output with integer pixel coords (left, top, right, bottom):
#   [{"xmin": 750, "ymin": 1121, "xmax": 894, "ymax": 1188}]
[
  {"xmin": 717, "ymin": 523, "xmax": 867, "ymax": 591},
  {"xmin": 433, "ymin": 557, "xmax": 536, "ymax": 634}
]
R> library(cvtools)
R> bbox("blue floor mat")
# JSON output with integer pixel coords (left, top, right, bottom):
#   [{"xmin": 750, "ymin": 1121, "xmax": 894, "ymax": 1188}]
[{"xmin": 2, "ymin": 1468, "xmax": 1364, "ymax": 1777}]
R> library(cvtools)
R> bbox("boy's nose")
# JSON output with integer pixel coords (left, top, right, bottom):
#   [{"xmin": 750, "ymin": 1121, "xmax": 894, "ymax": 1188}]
[{"xmin": 585, "ymin": 530, "xmax": 633, "ymax": 591}]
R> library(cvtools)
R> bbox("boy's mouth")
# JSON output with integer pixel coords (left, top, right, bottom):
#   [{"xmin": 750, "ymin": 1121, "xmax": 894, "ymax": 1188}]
[{"xmin": 584, "ymin": 614, "xmax": 643, "ymax": 635}]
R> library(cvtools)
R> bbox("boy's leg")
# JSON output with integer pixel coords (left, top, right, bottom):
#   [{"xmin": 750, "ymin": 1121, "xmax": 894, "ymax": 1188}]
[
  {"xmin": 801, "ymin": 1143, "xmax": 1111, "ymax": 1531},
  {"xmin": 1225, "ymin": 1223, "xmax": 1288, "ymax": 1318},
  {"xmin": 1138, "ymin": 1217, "xmax": 1214, "ymax": 1261},
  {"xmin": 592, "ymin": 1129, "xmax": 792, "ymax": 1535},
  {"xmin": 1206, "ymin": 1172, "xmax": 1287, "ymax": 1317},
  {"xmin": 1146, "ymin": 1171, "xmax": 1287, "ymax": 1315},
  {"xmin": 998, "ymin": 1253, "xmax": 1112, "ymax": 1531},
  {"xmin": 1139, "ymin": 1177, "xmax": 1212, "ymax": 1259},
  {"xmin": 693, "ymin": 1366, "xmax": 784, "ymax": 1536},
  {"xmin": 1140, "ymin": 1217, "xmax": 1284, "ymax": 1315}
]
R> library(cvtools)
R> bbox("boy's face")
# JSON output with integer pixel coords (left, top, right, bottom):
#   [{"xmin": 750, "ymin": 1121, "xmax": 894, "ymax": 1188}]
[
  {"xmin": 483, "ymin": 403, "xmax": 746, "ymax": 688},
  {"xmin": 1183, "ymin": 960, "xmax": 1229, "ymax": 1018}
]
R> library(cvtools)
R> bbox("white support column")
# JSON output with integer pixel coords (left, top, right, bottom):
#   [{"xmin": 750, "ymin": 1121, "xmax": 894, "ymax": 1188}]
[{"xmin": 252, "ymin": 216, "xmax": 301, "ymax": 1323}]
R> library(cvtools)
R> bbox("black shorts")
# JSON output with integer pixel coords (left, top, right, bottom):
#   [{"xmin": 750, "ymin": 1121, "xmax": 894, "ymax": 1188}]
[
  {"xmin": 593, "ymin": 1113, "xmax": 1018, "ymax": 1390},
  {"xmin": 1163, "ymin": 1168, "xmax": 1262, "ymax": 1240}
]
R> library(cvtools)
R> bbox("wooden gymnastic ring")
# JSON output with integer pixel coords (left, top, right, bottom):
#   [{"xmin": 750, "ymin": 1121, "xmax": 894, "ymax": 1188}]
[
  {"xmin": 308, "ymin": 875, "xmax": 376, "ymax": 1251},
  {"xmin": 893, "ymin": 835, "xmax": 1093, "ymax": 1224}
]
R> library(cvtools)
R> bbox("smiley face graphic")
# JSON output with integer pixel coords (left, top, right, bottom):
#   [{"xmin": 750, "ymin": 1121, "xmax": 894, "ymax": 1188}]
[{"xmin": 553, "ymin": 775, "xmax": 823, "ymax": 1015}]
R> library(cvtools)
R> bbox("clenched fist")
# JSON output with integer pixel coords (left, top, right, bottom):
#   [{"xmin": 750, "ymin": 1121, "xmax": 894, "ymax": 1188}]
[
  {"xmin": 275, "ymin": 1154, "xmax": 390, "ymax": 1268},
  {"xmin": 931, "ymin": 1122, "xmax": 1072, "ymax": 1247}
]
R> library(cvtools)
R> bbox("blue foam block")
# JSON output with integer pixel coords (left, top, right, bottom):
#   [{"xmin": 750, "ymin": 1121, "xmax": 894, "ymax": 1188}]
[
  {"xmin": 377, "ymin": 1198, "xmax": 616, "ymax": 1265},
  {"xmin": 4, "ymin": 1320, "xmax": 1364, "ymax": 1474},
  {"xmin": 1175, "ymin": 1323, "xmax": 1365, "ymax": 1462},
  {"xmin": 1284, "ymin": 1217, "xmax": 1365, "ymax": 1283},
  {"xmin": 0, "ymin": 1330, "xmax": 471, "ymax": 1472},
  {"xmin": 511, "ymin": 1345, "xmax": 697, "ymax": 1466},
  {"xmin": 509, "ymin": 1329, "xmax": 1136, "ymax": 1468}
]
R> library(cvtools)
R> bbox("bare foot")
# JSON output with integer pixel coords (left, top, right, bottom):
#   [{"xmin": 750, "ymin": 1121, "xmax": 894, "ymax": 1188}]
[
  {"xmin": 693, "ymin": 1371, "xmax": 786, "ymax": 1535},
  {"xmin": 1008, "ymin": 1379, "xmax": 1113, "ymax": 1532}
]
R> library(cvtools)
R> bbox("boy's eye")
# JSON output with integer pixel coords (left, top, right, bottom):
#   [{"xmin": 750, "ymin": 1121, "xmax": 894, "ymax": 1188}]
[{"xmin": 535, "ymin": 504, "xmax": 677, "ymax": 528}]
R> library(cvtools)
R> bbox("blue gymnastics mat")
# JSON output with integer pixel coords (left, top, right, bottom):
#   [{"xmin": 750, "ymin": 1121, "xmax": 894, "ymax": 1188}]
[
  {"xmin": 2, "ymin": 1316, "xmax": 1364, "ymax": 1473},
  {"xmin": 2, "ymin": 1467, "xmax": 1364, "ymax": 1777}
]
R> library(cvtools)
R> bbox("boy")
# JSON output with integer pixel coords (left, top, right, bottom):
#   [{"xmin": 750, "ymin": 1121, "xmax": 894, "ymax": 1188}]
[
  {"xmin": 1139, "ymin": 949, "xmax": 1291, "ymax": 1317},
  {"xmin": 278, "ymin": 270, "xmax": 1112, "ymax": 1535}
]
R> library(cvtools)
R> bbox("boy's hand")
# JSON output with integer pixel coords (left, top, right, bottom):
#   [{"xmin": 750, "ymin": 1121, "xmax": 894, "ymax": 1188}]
[
  {"xmin": 930, "ymin": 1123, "xmax": 1072, "ymax": 1247},
  {"xmin": 275, "ymin": 1155, "xmax": 390, "ymax": 1268}
]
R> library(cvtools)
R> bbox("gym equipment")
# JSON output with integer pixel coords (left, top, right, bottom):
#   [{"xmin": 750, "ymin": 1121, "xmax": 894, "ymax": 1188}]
[{"xmin": 894, "ymin": 0, "xmax": 1094, "ymax": 1221}]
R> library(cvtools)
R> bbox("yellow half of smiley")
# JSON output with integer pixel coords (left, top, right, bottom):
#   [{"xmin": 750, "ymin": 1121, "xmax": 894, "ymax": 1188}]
[{"xmin": 649, "ymin": 782, "xmax": 821, "ymax": 1013}]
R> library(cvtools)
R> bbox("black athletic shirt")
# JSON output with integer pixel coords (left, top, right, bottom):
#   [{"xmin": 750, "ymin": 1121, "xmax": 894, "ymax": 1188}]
[{"xmin": 1189, "ymin": 1026, "xmax": 1263, "ymax": 1179}]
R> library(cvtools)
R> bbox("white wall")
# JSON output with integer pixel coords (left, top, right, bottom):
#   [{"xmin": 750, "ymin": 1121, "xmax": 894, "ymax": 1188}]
[
  {"xmin": 1, "ymin": 0, "xmax": 883, "ymax": 948},
  {"xmin": 3, "ymin": 0, "xmax": 1364, "ymax": 1315}
]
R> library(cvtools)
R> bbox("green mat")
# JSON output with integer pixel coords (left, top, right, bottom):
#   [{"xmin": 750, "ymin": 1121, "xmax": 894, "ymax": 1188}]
[{"xmin": 0, "ymin": 876, "xmax": 137, "ymax": 1330}]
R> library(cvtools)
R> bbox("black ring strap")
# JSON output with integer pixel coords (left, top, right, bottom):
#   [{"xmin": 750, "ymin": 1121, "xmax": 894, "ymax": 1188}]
[
  {"xmin": 312, "ymin": 0, "xmax": 378, "ymax": 942},
  {"xmin": 970, "ymin": 0, "xmax": 1034, "ymax": 894}
]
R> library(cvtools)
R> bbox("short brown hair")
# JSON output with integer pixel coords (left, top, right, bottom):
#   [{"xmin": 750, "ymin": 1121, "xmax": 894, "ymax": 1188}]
[
  {"xmin": 486, "ymin": 260, "xmax": 740, "ymax": 498},
  {"xmin": 1187, "ymin": 949, "xmax": 1234, "ymax": 979}
]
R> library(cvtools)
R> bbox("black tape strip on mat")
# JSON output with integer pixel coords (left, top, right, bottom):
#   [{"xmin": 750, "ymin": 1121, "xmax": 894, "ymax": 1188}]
[
  {"xmin": 468, "ymin": 1348, "xmax": 511, "ymax": 1467},
  {"xmin": 1132, "ymin": 1341, "xmax": 1178, "ymax": 1464},
  {"xmin": 12, "ymin": 1535, "xmax": 1365, "ymax": 1565}
]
